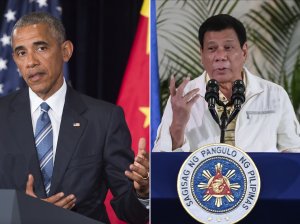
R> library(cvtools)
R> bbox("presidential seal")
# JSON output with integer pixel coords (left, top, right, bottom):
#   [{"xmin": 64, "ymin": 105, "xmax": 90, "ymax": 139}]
[{"xmin": 177, "ymin": 144, "xmax": 260, "ymax": 224}]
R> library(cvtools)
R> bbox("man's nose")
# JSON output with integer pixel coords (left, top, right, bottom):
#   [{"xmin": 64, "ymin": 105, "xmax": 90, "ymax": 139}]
[
  {"xmin": 26, "ymin": 52, "xmax": 39, "ymax": 68},
  {"xmin": 214, "ymin": 49, "xmax": 227, "ymax": 61}
]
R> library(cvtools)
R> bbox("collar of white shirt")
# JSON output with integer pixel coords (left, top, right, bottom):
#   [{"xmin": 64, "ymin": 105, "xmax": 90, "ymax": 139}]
[{"xmin": 29, "ymin": 79, "xmax": 67, "ymax": 118}]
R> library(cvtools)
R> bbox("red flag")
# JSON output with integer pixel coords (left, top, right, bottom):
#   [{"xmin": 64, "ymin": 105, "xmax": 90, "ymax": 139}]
[
  {"xmin": 117, "ymin": 0, "xmax": 149, "ymax": 152},
  {"xmin": 105, "ymin": 0, "xmax": 149, "ymax": 223}
]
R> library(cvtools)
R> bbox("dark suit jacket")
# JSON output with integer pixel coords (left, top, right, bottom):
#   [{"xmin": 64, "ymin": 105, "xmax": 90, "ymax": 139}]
[{"xmin": 0, "ymin": 86, "xmax": 148, "ymax": 224}]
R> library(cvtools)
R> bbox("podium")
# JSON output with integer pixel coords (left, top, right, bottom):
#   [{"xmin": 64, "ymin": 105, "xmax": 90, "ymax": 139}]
[
  {"xmin": 0, "ymin": 189, "xmax": 103, "ymax": 224},
  {"xmin": 152, "ymin": 152, "xmax": 300, "ymax": 224}
]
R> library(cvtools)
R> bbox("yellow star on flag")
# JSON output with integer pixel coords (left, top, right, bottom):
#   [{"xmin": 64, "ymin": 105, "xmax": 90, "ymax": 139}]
[{"xmin": 139, "ymin": 106, "xmax": 150, "ymax": 128}]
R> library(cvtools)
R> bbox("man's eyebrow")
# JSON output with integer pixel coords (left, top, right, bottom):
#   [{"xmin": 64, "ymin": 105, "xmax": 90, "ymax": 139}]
[
  {"xmin": 224, "ymin": 39, "xmax": 235, "ymax": 43},
  {"xmin": 206, "ymin": 39, "xmax": 235, "ymax": 45},
  {"xmin": 14, "ymin": 41, "xmax": 49, "ymax": 53},
  {"xmin": 14, "ymin": 45, "xmax": 25, "ymax": 53},
  {"xmin": 32, "ymin": 41, "xmax": 49, "ymax": 46}
]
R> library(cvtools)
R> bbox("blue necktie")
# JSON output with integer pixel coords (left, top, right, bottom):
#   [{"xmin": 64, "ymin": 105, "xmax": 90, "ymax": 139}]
[{"xmin": 35, "ymin": 102, "xmax": 53, "ymax": 196}]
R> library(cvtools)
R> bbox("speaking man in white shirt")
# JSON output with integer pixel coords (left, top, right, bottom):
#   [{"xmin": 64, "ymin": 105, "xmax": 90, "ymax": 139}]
[{"xmin": 153, "ymin": 14, "xmax": 300, "ymax": 153}]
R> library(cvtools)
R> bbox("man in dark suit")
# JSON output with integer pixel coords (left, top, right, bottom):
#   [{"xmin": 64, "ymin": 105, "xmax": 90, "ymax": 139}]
[{"xmin": 0, "ymin": 12, "xmax": 149, "ymax": 223}]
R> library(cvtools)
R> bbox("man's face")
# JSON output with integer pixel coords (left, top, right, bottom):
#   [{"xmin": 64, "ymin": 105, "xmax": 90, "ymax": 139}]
[
  {"xmin": 201, "ymin": 28, "xmax": 247, "ymax": 84},
  {"xmin": 12, "ymin": 23, "xmax": 72, "ymax": 100}
]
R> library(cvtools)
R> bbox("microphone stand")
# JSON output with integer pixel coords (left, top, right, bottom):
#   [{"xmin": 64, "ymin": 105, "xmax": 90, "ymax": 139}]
[
  {"xmin": 217, "ymin": 101, "xmax": 226, "ymax": 143},
  {"xmin": 220, "ymin": 107, "xmax": 227, "ymax": 143},
  {"xmin": 218, "ymin": 102, "xmax": 241, "ymax": 143}
]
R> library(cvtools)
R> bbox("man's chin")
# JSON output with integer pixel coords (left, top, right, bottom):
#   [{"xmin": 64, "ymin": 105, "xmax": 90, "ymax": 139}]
[
  {"xmin": 28, "ymin": 84, "xmax": 47, "ymax": 96},
  {"xmin": 212, "ymin": 73, "xmax": 232, "ymax": 83}
]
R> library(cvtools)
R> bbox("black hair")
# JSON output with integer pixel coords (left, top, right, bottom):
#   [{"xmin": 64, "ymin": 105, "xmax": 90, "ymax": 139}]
[
  {"xmin": 11, "ymin": 12, "xmax": 66, "ymax": 44},
  {"xmin": 198, "ymin": 14, "xmax": 247, "ymax": 49}
]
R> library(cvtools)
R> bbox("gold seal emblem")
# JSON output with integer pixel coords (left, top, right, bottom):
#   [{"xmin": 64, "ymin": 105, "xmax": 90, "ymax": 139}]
[
  {"xmin": 199, "ymin": 163, "xmax": 241, "ymax": 207},
  {"xmin": 177, "ymin": 144, "xmax": 260, "ymax": 224}
]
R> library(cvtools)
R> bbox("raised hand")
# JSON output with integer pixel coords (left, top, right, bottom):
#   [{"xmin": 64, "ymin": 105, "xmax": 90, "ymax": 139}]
[
  {"xmin": 125, "ymin": 138, "xmax": 149, "ymax": 198},
  {"xmin": 169, "ymin": 76, "xmax": 200, "ymax": 149}
]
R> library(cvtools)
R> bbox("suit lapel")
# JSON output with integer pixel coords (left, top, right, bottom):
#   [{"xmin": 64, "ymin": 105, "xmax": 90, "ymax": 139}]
[
  {"xmin": 8, "ymin": 89, "xmax": 46, "ymax": 197},
  {"xmin": 50, "ymin": 87, "xmax": 87, "ymax": 195}
]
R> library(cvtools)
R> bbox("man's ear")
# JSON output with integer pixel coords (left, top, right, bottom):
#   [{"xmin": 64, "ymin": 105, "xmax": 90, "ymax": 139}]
[
  {"xmin": 242, "ymin": 42, "xmax": 248, "ymax": 61},
  {"xmin": 62, "ymin": 40, "xmax": 73, "ymax": 62}
]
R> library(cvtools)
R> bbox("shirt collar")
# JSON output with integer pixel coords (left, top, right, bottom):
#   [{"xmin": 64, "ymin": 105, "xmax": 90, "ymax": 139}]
[{"xmin": 29, "ymin": 79, "xmax": 67, "ymax": 116}]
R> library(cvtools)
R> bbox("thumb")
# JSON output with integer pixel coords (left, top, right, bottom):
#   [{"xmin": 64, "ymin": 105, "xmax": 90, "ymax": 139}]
[
  {"xmin": 138, "ymin": 137, "xmax": 146, "ymax": 156},
  {"xmin": 26, "ymin": 174, "xmax": 37, "ymax": 198}
]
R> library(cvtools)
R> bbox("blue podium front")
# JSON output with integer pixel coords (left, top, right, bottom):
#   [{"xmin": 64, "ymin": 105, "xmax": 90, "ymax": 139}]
[{"xmin": 151, "ymin": 152, "xmax": 300, "ymax": 224}]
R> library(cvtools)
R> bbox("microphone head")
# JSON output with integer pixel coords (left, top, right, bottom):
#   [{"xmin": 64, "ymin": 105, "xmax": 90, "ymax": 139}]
[
  {"xmin": 205, "ymin": 79, "xmax": 219, "ymax": 102},
  {"xmin": 231, "ymin": 80, "xmax": 245, "ymax": 104}
]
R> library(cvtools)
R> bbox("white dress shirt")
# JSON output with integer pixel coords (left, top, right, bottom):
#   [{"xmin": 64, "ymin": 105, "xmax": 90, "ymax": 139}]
[{"xmin": 29, "ymin": 80, "xmax": 67, "ymax": 162}]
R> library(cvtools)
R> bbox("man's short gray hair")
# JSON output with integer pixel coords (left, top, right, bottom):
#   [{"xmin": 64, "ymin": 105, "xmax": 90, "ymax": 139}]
[{"xmin": 11, "ymin": 11, "xmax": 66, "ymax": 44}]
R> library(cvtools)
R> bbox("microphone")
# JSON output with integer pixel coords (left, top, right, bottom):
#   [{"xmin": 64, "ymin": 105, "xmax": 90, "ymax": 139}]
[
  {"xmin": 227, "ymin": 79, "xmax": 246, "ymax": 126},
  {"xmin": 205, "ymin": 79, "xmax": 219, "ymax": 109},
  {"xmin": 205, "ymin": 79, "xmax": 220, "ymax": 125},
  {"xmin": 231, "ymin": 80, "xmax": 245, "ymax": 110}
]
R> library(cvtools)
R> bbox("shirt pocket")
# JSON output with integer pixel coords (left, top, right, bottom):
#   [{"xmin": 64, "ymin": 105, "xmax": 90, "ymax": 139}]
[{"xmin": 246, "ymin": 110, "xmax": 276, "ymax": 119}]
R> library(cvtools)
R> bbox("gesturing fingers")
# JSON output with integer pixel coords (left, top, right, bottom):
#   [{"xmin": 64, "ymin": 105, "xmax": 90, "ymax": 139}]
[
  {"xmin": 125, "ymin": 169, "xmax": 149, "ymax": 193},
  {"xmin": 135, "ymin": 154, "xmax": 149, "ymax": 171},
  {"xmin": 187, "ymin": 92, "xmax": 200, "ymax": 104},
  {"xmin": 169, "ymin": 76, "xmax": 191, "ymax": 97},
  {"xmin": 125, "ymin": 138, "xmax": 150, "ymax": 198},
  {"xmin": 45, "ymin": 192, "xmax": 65, "ymax": 204},
  {"xmin": 54, "ymin": 194, "xmax": 76, "ymax": 209},
  {"xmin": 176, "ymin": 76, "xmax": 190, "ymax": 96},
  {"xmin": 125, "ymin": 159, "xmax": 149, "ymax": 188},
  {"xmin": 183, "ymin": 88, "xmax": 200, "ymax": 104},
  {"xmin": 169, "ymin": 75, "xmax": 176, "ymax": 96},
  {"xmin": 24, "ymin": 174, "xmax": 76, "ymax": 210},
  {"xmin": 45, "ymin": 193, "xmax": 76, "ymax": 209},
  {"xmin": 62, "ymin": 197, "xmax": 76, "ymax": 209},
  {"xmin": 130, "ymin": 164, "xmax": 148, "ymax": 180}
]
